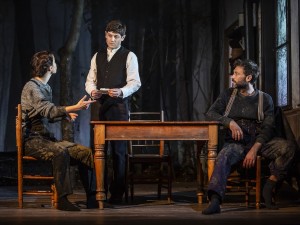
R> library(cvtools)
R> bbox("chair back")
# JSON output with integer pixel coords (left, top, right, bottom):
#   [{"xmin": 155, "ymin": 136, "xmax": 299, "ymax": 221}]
[
  {"xmin": 128, "ymin": 111, "xmax": 165, "ymax": 156},
  {"xmin": 16, "ymin": 104, "xmax": 23, "ymax": 159},
  {"xmin": 16, "ymin": 104, "xmax": 24, "ymax": 207}
]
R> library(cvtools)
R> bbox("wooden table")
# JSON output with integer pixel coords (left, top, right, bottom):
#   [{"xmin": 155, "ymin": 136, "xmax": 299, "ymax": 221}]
[{"xmin": 90, "ymin": 121, "xmax": 219, "ymax": 209}]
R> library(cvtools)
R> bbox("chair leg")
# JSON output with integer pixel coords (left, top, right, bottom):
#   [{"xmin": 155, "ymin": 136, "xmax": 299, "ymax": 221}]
[
  {"xmin": 167, "ymin": 159, "xmax": 172, "ymax": 204},
  {"xmin": 17, "ymin": 150, "xmax": 23, "ymax": 209},
  {"xmin": 51, "ymin": 184, "xmax": 58, "ymax": 209},
  {"xmin": 245, "ymin": 181, "xmax": 249, "ymax": 207},
  {"xmin": 167, "ymin": 185, "xmax": 172, "ymax": 204},
  {"xmin": 256, "ymin": 156, "xmax": 262, "ymax": 209},
  {"xmin": 17, "ymin": 179, "xmax": 23, "ymax": 209},
  {"xmin": 157, "ymin": 180, "xmax": 162, "ymax": 199},
  {"xmin": 124, "ymin": 175, "xmax": 129, "ymax": 203},
  {"xmin": 124, "ymin": 186, "xmax": 129, "ymax": 203},
  {"xmin": 158, "ymin": 164, "xmax": 162, "ymax": 199},
  {"xmin": 130, "ymin": 179, "xmax": 134, "ymax": 202}
]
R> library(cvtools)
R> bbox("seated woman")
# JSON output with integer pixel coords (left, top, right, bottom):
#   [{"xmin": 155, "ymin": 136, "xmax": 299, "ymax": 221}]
[{"xmin": 21, "ymin": 50, "xmax": 96, "ymax": 211}]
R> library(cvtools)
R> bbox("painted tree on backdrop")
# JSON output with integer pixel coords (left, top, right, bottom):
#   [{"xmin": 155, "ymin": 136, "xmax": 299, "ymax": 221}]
[{"xmin": 59, "ymin": 0, "xmax": 84, "ymax": 141}]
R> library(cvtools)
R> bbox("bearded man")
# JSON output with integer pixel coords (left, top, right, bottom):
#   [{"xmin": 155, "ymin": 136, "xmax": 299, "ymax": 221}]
[{"xmin": 202, "ymin": 59, "xmax": 295, "ymax": 214}]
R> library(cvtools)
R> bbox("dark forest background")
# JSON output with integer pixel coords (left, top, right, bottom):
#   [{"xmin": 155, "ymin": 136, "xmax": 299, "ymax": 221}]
[{"xmin": 0, "ymin": 0, "xmax": 232, "ymax": 179}]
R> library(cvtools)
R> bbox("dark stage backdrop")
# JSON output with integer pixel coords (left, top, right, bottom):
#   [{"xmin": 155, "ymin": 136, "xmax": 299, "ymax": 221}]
[{"xmin": 0, "ymin": 0, "xmax": 222, "ymax": 178}]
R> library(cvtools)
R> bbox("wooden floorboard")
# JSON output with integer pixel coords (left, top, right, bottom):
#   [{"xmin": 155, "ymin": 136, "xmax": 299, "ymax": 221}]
[{"xmin": 0, "ymin": 182, "xmax": 299, "ymax": 225}]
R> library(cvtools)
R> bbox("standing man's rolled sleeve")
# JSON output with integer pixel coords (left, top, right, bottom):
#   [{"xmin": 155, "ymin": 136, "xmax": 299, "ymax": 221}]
[
  {"xmin": 121, "ymin": 52, "xmax": 141, "ymax": 98},
  {"xmin": 85, "ymin": 53, "xmax": 98, "ymax": 96}
]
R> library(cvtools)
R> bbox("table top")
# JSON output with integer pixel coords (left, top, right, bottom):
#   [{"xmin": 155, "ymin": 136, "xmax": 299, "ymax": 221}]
[
  {"xmin": 91, "ymin": 121, "xmax": 220, "ymax": 141},
  {"xmin": 91, "ymin": 121, "xmax": 220, "ymax": 125}
]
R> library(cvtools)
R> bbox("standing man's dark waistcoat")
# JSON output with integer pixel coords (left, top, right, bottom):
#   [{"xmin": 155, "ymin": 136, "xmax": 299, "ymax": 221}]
[{"xmin": 96, "ymin": 46, "xmax": 130, "ymax": 89}]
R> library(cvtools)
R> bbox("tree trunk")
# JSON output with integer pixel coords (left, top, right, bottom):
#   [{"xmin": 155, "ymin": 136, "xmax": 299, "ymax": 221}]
[{"xmin": 59, "ymin": 0, "xmax": 84, "ymax": 141}]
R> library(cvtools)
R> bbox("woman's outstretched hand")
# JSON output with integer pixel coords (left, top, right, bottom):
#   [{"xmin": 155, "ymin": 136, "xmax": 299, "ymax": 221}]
[
  {"xmin": 76, "ymin": 95, "xmax": 96, "ymax": 110},
  {"xmin": 65, "ymin": 95, "xmax": 96, "ymax": 112}
]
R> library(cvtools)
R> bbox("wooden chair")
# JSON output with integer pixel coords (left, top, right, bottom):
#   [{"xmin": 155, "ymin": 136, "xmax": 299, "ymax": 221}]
[
  {"xmin": 226, "ymin": 155, "xmax": 263, "ymax": 209},
  {"xmin": 125, "ymin": 111, "xmax": 172, "ymax": 203},
  {"xmin": 16, "ymin": 104, "xmax": 58, "ymax": 208}
]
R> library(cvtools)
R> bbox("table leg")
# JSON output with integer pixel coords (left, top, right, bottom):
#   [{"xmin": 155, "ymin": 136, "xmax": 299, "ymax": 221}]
[
  {"xmin": 93, "ymin": 125, "xmax": 106, "ymax": 209},
  {"xmin": 207, "ymin": 124, "xmax": 218, "ymax": 180},
  {"xmin": 196, "ymin": 141, "xmax": 206, "ymax": 204}
]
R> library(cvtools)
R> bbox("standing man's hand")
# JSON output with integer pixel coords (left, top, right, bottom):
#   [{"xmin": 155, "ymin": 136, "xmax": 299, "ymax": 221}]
[
  {"xmin": 91, "ymin": 90, "xmax": 102, "ymax": 99},
  {"xmin": 229, "ymin": 120, "xmax": 243, "ymax": 141},
  {"xmin": 108, "ymin": 88, "xmax": 122, "ymax": 98}
]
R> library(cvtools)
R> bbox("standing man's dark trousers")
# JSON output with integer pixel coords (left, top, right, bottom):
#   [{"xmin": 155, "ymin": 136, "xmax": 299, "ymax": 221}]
[
  {"xmin": 207, "ymin": 137, "xmax": 295, "ymax": 201},
  {"xmin": 98, "ymin": 97, "xmax": 129, "ymax": 201}
]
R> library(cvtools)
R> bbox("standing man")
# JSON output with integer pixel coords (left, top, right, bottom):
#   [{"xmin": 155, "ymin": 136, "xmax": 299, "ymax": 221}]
[
  {"xmin": 21, "ymin": 51, "xmax": 97, "ymax": 211},
  {"xmin": 85, "ymin": 20, "xmax": 141, "ymax": 203},
  {"xmin": 202, "ymin": 59, "xmax": 295, "ymax": 214}
]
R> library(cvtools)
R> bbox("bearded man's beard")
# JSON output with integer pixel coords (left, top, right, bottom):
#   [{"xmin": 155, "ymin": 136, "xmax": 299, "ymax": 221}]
[{"xmin": 232, "ymin": 80, "xmax": 248, "ymax": 89}]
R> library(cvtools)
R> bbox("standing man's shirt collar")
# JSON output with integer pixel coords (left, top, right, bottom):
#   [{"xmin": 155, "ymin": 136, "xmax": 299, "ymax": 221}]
[{"xmin": 107, "ymin": 46, "xmax": 121, "ymax": 62}]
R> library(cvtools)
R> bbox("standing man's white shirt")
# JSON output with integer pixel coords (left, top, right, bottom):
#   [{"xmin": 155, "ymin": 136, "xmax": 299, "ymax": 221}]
[{"xmin": 85, "ymin": 46, "xmax": 141, "ymax": 98}]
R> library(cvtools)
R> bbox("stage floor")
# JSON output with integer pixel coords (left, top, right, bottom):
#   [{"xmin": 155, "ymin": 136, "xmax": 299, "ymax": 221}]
[{"xmin": 0, "ymin": 182, "xmax": 299, "ymax": 225}]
